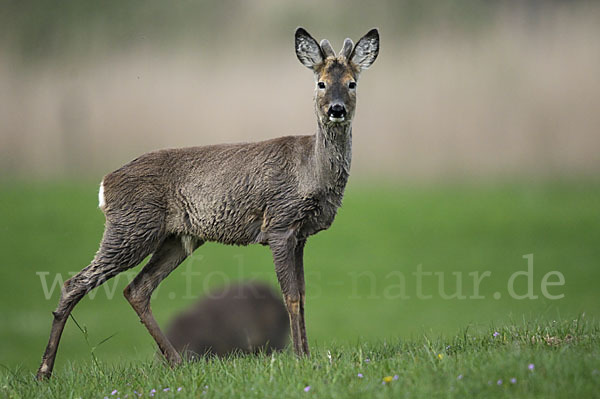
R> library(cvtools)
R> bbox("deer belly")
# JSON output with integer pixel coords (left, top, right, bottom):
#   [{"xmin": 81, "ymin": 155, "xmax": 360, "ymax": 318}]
[{"xmin": 182, "ymin": 204, "xmax": 263, "ymax": 246}]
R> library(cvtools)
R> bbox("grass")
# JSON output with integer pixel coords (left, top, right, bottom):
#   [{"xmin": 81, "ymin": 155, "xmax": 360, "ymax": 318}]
[
  {"xmin": 0, "ymin": 179, "xmax": 599, "ymax": 397},
  {"xmin": 1, "ymin": 318, "xmax": 599, "ymax": 398}
]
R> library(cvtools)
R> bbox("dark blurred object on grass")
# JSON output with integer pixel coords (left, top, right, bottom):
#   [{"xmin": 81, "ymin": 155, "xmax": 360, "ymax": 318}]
[{"xmin": 165, "ymin": 281, "xmax": 289, "ymax": 358}]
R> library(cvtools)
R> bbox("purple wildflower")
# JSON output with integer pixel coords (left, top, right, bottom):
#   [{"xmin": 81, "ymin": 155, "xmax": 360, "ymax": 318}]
[
  {"xmin": 163, "ymin": 388, "xmax": 170, "ymax": 392},
  {"xmin": 393, "ymin": 375, "xmax": 399, "ymax": 381},
  {"xmin": 497, "ymin": 379, "xmax": 503, "ymax": 385},
  {"xmin": 150, "ymin": 389, "xmax": 156, "ymax": 397},
  {"xmin": 510, "ymin": 378, "xmax": 517, "ymax": 384},
  {"xmin": 528, "ymin": 363, "xmax": 535, "ymax": 371},
  {"xmin": 457, "ymin": 374, "xmax": 463, "ymax": 380},
  {"xmin": 111, "ymin": 390, "xmax": 118, "ymax": 396},
  {"xmin": 177, "ymin": 387, "xmax": 183, "ymax": 392},
  {"xmin": 304, "ymin": 386, "xmax": 311, "ymax": 392},
  {"xmin": 493, "ymin": 331, "xmax": 500, "ymax": 338},
  {"xmin": 365, "ymin": 358, "xmax": 370, "ymax": 363},
  {"xmin": 357, "ymin": 373, "xmax": 364, "ymax": 378}
]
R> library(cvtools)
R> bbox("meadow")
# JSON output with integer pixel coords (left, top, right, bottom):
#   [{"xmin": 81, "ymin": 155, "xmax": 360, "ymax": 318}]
[
  {"xmin": 2, "ymin": 319, "xmax": 599, "ymax": 398},
  {"xmin": 0, "ymin": 180, "xmax": 599, "ymax": 397},
  {"xmin": 2, "ymin": 0, "xmax": 600, "ymax": 396}
]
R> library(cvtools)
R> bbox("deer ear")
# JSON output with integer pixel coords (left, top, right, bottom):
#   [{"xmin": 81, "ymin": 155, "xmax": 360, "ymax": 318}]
[
  {"xmin": 350, "ymin": 28, "xmax": 379, "ymax": 70},
  {"xmin": 295, "ymin": 27, "xmax": 324, "ymax": 70}
]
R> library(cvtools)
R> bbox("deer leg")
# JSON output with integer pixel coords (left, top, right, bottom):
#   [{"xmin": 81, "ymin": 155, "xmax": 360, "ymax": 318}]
[
  {"xmin": 269, "ymin": 230, "xmax": 305, "ymax": 356},
  {"xmin": 124, "ymin": 235, "xmax": 201, "ymax": 366},
  {"xmin": 36, "ymin": 265, "xmax": 102, "ymax": 380},
  {"xmin": 37, "ymin": 225, "xmax": 160, "ymax": 380},
  {"xmin": 294, "ymin": 239, "xmax": 310, "ymax": 356}
]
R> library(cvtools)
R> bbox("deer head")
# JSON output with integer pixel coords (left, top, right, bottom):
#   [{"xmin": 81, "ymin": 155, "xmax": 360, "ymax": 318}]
[{"xmin": 295, "ymin": 27, "xmax": 379, "ymax": 126}]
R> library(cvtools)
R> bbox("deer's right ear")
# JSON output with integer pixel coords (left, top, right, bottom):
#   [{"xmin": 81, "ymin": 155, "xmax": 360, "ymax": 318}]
[{"xmin": 295, "ymin": 27, "xmax": 324, "ymax": 70}]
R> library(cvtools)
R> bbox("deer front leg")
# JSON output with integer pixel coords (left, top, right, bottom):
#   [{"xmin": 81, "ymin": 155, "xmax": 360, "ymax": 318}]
[
  {"xmin": 294, "ymin": 239, "xmax": 310, "ymax": 356},
  {"xmin": 269, "ymin": 230, "xmax": 305, "ymax": 357}
]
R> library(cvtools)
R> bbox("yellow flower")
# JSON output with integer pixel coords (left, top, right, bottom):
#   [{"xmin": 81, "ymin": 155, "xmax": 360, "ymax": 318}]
[
  {"xmin": 437, "ymin": 353, "xmax": 444, "ymax": 360},
  {"xmin": 383, "ymin": 376, "xmax": 394, "ymax": 383}
]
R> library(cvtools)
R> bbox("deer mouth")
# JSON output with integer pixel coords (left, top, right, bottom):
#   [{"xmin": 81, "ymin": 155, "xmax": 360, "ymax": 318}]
[{"xmin": 327, "ymin": 102, "xmax": 347, "ymax": 123}]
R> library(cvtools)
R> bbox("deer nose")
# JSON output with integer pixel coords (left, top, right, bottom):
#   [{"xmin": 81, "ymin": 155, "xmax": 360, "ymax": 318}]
[{"xmin": 328, "ymin": 103, "xmax": 347, "ymax": 120}]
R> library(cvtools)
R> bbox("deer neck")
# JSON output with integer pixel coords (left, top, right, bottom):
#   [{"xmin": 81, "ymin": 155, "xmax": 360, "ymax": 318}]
[{"xmin": 313, "ymin": 120, "xmax": 352, "ymax": 198}]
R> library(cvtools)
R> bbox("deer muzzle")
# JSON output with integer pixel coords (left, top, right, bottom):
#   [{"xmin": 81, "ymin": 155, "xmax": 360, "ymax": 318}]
[{"xmin": 328, "ymin": 103, "xmax": 347, "ymax": 122}]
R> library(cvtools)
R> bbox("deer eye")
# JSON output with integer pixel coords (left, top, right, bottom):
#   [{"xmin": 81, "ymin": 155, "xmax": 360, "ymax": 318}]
[
  {"xmin": 317, "ymin": 81, "xmax": 326, "ymax": 90},
  {"xmin": 348, "ymin": 81, "xmax": 357, "ymax": 89}
]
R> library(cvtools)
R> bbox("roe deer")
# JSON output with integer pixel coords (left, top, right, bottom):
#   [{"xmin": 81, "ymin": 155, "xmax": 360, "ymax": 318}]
[
  {"xmin": 36, "ymin": 27, "xmax": 379, "ymax": 379},
  {"xmin": 166, "ymin": 282, "xmax": 289, "ymax": 358}
]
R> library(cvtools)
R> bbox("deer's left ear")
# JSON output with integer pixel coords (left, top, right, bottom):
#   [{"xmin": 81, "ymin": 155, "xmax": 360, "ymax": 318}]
[
  {"xmin": 350, "ymin": 28, "xmax": 379, "ymax": 70},
  {"xmin": 295, "ymin": 27, "xmax": 324, "ymax": 70}
]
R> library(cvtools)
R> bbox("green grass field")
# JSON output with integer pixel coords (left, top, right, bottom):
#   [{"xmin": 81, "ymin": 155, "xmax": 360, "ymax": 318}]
[
  {"xmin": 1, "ymin": 180, "xmax": 599, "ymax": 397},
  {"xmin": 2, "ymin": 318, "xmax": 599, "ymax": 398}
]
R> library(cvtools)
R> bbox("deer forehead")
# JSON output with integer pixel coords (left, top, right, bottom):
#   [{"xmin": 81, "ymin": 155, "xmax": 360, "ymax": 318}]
[{"xmin": 317, "ymin": 58, "xmax": 357, "ymax": 83}]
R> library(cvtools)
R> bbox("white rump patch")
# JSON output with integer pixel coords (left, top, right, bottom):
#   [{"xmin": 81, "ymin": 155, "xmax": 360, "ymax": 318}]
[{"xmin": 98, "ymin": 180, "xmax": 106, "ymax": 209}]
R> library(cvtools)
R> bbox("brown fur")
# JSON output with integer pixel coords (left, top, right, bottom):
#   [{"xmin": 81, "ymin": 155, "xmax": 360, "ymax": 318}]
[
  {"xmin": 165, "ymin": 282, "xmax": 289, "ymax": 358},
  {"xmin": 36, "ymin": 27, "xmax": 379, "ymax": 380}
]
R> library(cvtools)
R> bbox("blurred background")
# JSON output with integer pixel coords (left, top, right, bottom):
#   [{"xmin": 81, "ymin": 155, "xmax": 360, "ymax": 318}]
[{"xmin": 0, "ymin": 0, "xmax": 599, "ymax": 372}]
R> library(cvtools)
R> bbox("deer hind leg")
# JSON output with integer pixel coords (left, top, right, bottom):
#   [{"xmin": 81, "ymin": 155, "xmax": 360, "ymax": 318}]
[
  {"xmin": 124, "ymin": 235, "xmax": 202, "ymax": 366},
  {"xmin": 269, "ymin": 230, "xmax": 306, "ymax": 357},
  {"xmin": 36, "ymin": 223, "xmax": 162, "ymax": 380}
]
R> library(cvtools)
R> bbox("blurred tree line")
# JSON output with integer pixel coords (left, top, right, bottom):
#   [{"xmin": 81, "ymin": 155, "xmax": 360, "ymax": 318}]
[{"xmin": 2, "ymin": 0, "xmax": 579, "ymax": 64}]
